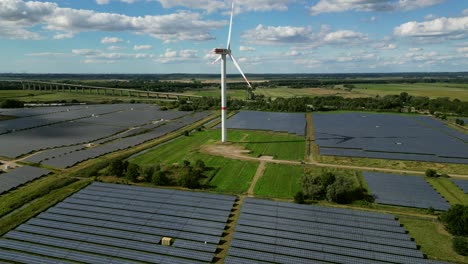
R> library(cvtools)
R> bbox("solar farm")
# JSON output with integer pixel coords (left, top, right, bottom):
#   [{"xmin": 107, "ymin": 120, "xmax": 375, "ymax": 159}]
[
  {"xmin": 363, "ymin": 172, "xmax": 450, "ymax": 211},
  {"xmin": 313, "ymin": 112, "xmax": 468, "ymax": 164},
  {"xmin": 224, "ymin": 110, "xmax": 306, "ymax": 136},
  {"xmin": 0, "ymin": 166, "xmax": 50, "ymax": 194},
  {"xmin": 0, "ymin": 183, "xmax": 444, "ymax": 264},
  {"xmin": 0, "ymin": 182, "xmax": 236, "ymax": 263}
]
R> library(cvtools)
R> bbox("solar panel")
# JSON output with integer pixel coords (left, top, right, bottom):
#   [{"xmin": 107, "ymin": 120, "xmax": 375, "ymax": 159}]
[
  {"xmin": 0, "ymin": 166, "xmax": 51, "ymax": 194},
  {"xmin": 363, "ymin": 172, "xmax": 450, "ymax": 210},
  {"xmin": 452, "ymin": 179, "xmax": 468, "ymax": 193}
]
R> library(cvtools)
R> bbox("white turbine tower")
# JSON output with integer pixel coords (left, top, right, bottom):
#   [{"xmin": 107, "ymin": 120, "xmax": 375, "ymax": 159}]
[{"xmin": 213, "ymin": 1, "xmax": 252, "ymax": 143}]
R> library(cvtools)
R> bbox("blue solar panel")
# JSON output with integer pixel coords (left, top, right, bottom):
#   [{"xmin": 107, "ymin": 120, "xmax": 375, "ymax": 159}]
[
  {"xmin": 363, "ymin": 172, "xmax": 450, "ymax": 210},
  {"xmin": 451, "ymin": 179, "xmax": 468, "ymax": 193}
]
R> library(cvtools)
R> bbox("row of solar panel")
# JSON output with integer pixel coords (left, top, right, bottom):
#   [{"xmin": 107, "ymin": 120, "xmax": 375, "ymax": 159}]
[
  {"xmin": 240, "ymin": 207, "xmax": 404, "ymax": 234},
  {"xmin": 452, "ymin": 179, "xmax": 468, "ymax": 193},
  {"xmin": 242, "ymin": 202, "xmax": 400, "ymax": 227},
  {"xmin": 65, "ymin": 193, "xmax": 232, "ymax": 219},
  {"xmin": 244, "ymin": 197, "xmax": 395, "ymax": 220},
  {"xmin": 0, "ymin": 166, "xmax": 51, "ymax": 195},
  {"xmin": 0, "ymin": 106, "xmax": 197, "ymax": 158},
  {"xmin": 40, "ymin": 112, "xmax": 210, "ymax": 168},
  {"xmin": 237, "ymin": 217, "xmax": 413, "ymax": 248},
  {"xmin": 91, "ymin": 181, "xmax": 237, "ymax": 202},
  {"xmin": 319, "ymin": 147, "xmax": 468, "ymax": 165},
  {"xmin": 231, "ymin": 237, "xmax": 423, "ymax": 264},
  {"xmin": 3, "ymin": 231, "xmax": 205, "ymax": 264},
  {"xmin": 413, "ymin": 116, "xmax": 468, "ymax": 143},
  {"xmin": 53, "ymin": 203, "xmax": 227, "ymax": 235},
  {"xmin": 225, "ymin": 111, "xmax": 306, "ymax": 136},
  {"xmin": 313, "ymin": 112, "xmax": 468, "ymax": 164},
  {"xmin": 38, "ymin": 211, "xmax": 222, "ymax": 245},
  {"xmin": 363, "ymin": 172, "xmax": 450, "ymax": 210},
  {"xmin": 227, "ymin": 199, "xmax": 442, "ymax": 264}
]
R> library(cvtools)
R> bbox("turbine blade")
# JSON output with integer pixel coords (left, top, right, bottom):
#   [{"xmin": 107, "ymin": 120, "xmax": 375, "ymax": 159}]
[
  {"xmin": 212, "ymin": 56, "xmax": 222, "ymax": 64},
  {"xmin": 227, "ymin": 1, "xmax": 234, "ymax": 50},
  {"xmin": 229, "ymin": 54, "xmax": 252, "ymax": 88}
]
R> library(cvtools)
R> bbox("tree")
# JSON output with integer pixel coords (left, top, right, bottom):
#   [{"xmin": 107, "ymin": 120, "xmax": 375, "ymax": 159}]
[
  {"xmin": 125, "ymin": 163, "xmax": 140, "ymax": 182},
  {"xmin": 453, "ymin": 237, "xmax": 468, "ymax": 256},
  {"xmin": 301, "ymin": 172, "xmax": 336, "ymax": 200},
  {"xmin": 108, "ymin": 159, "xmax": 126, "ymax": 177},
  {"xmin": 0, "ymin": 99, "xmax": 24, "ymax": 108},
  {"xmin": 294, "ymin": 191, "xmax": 305, "ymax": 204},
  {"xmin": 183, "ymin": 160, "xmax": 191, "ymax": 168},
  {"xmin": 194, "ymin": 160, "xmax": 206, "ymax": 172},
  {"xmin": 152, "ymin": 170, "xmax": 170, "ymax": 186},
  {"xmin": 143, "ymin": 166, "xmax": 155, "ymax": 182},
  {"xmin": 425, "ymin": 169, "xmax": 438, "ymax": 178},
  {"xmin": 441, "ymin": 205, "xmax": 468, "ymax": 236},
  {"xmin": 178, "ymin": 168, "xmax": 201, "ymax": 189},
  {"xmin": 326, "ymin": 176, "xmax": 358, "ymax": 204}
]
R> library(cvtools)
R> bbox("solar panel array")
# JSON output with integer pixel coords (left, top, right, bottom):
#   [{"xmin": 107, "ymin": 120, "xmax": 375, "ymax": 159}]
[
  {"xmin": 0, "ymin": 104, "xmax": 205, "ymax": 158},
  {"xmin": 0, "ymin": 166, "xmax": 50, "ymax": 194},
  {"xmin": 363, "ymin": 172, "xmax": 450, "ymax": 210},
  {"xmin": 451, "ymin": 179, "xmax": 468, "ymax": 193},
  {"xmin": 38, "ymin": 112, "xmax": 210, "ymax": 168},
  {"xmin": 223, "ymin": 111, "xmax": 306, "ymax": 136},
  {"xmin": 313, "ymin": 112, "xmax": 468, "ymax": 164},
  {"xmin": 0, "ymin": 182, "xmax": 236, "ymax": 264},
  {"xmin": 226, "ymin": 198, "xmax": 440, "ymax": 264}
]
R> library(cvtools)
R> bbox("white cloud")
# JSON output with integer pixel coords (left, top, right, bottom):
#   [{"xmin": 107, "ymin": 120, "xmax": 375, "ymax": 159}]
[
  {"xmin": 242, "ymin": 25, "xmax": 314, "ymax": 45},
  {"xmin": 394, "ymin": 16, "xmax": 468, "ymax": 39},
  {"xmin": 72, "ymin": 48, "xmax": 155, "ymax": 64},
  {"xmin": 323, "ymin": 30, "xmax": 368, "ymax": 44},
  {"xmin": 133, "ymin": 45, "xmax": 152, "ymax": 50},
  {"xmin": 0, "ymin": 0, "xmax": 225, "ymax": 42},
  {"xmin": 409, "ymin": 47, "xmax": 423, "ymax": 52},
  {"xmin": 285, "ymin": 49, "xmax": 302, "ymax": 56},
  {"xmin": 53, "ymin": 32, "xmax": 74, "ymax": 39},
  {"xmin": 463, "ymin": 9, "xmax": 468, "ymax": 16},
  {"xmin": 101, "ymin": 37, "xmax": 123, "ymax": 44},
  {"xmin": 310, "ymin": 0, "xmax": 446, "ymax": 15},
  {"xmin": 96, "ymin": 0, "xmax": 138, "ymax": 4},
  {"xmin": 107, "ymin": 45, "xmax": 126, "ymax": 51},
  {"xmin": 457, "ymin": 47, "xmax": 468, "ymax": 53},
  {"xmin": 157, "ymin": 48, "xmax": 199, "ymax": 63},
  {"xmin": 156, "ymin": 0, "xmax": 295, "ymax": 14},
  {"xmin": 240, "ymin": 46, "xmax": 256, "ymax": 52},
  {"xmin": 374, "ymin": 43, "xmax": 397, "ymax": 50},
  {"xmin": 25, "ymin": 52, "xmax": 69, "ymax": 57}
]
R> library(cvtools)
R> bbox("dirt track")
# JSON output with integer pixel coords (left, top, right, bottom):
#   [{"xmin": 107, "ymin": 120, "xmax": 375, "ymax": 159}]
[{"xmin": 201, "ymin": 144, "xmax": 468, "ymax": 179}]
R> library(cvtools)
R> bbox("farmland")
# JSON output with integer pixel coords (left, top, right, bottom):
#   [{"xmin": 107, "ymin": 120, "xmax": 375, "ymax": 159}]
[{"xmin": 253, "ymin": 164, "xmax": 303, "ymax": 199}]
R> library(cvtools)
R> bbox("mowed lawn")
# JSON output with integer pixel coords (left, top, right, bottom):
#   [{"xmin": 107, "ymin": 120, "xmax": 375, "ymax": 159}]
[
  {"xmin": 235, "ymin": 130, "xmax": 306, "ymax": 161},
  {"xmin": 426, "ymin": 178, "xmax": 468, "ymax": 206},
  {"xmin": 254, "ymin": 164, "xmax": 303, "ymax": 199}
]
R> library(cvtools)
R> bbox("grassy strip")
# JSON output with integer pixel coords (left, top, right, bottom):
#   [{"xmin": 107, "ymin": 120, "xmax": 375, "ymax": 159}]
[
  {"xmin": 319, "ymin": 155, "xmax": 468, "ymax": 175},
  {"xmin": 399, "ymin": 216, "xmax": 468, "ymax": 263},
  {"xmin": 0, "ymin": 175, "xmax": 77, "ymax": 218},
  {"xmin": 0, "ymin": 178, "xmax": 92, "ymax": 236},
  {"xmin": 254, "ymin": 164, "xmax": 303, "ymax": 199},
  {"xmin": 427, "ymin": 178, "xmax": 468, "ymax": 206}
]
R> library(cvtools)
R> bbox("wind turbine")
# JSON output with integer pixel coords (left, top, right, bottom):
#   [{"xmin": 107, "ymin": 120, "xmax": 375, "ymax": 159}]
[{"xmin": 212, "ymin": 1, "xmax": 253, "ymax": 143}]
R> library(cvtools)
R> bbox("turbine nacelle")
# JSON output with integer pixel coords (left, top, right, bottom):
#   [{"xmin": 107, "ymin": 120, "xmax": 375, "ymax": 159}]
[{"xmin": 213, "ymin": 48, "xmax": 231, "ymax": 55}]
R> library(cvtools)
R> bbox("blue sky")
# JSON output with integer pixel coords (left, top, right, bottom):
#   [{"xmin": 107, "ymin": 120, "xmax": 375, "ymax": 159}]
[{"xmin": 0, "ymin": 0, "xmax": 466, "ymax": 74}]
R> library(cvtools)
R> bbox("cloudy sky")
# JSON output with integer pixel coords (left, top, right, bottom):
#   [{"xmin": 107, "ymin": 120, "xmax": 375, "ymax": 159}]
[{"xmin": 0, "ymin": 0, "xmax": 466, "ymax": 73}]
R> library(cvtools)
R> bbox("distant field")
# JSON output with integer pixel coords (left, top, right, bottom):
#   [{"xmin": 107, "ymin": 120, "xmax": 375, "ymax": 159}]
[
  {"xmin": 354, "ymin": 83, "xmax": 468, "ymax": 101},
  {"xmin": 254, "ymin": 164, "xmax": 303, "ymax": 199},
  {"xmin": 0, "ymin": 90, "xmax": 158, "ymax": 103}
]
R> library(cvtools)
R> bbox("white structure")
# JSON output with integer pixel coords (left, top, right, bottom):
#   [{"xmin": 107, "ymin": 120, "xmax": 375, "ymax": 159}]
[{"xmin": 212, "ymin": 2, "xmax": 252, "ymax": 143}]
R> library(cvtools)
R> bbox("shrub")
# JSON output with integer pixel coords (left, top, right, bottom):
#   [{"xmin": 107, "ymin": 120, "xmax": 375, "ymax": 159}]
[
  {"xmin": 440, "ymin": 205, "xmax": 468, "ymax": 236},
  {"xmin": 453, "ymin": 237, "xmax": 468, "ymax": 256},
  {"xmin": 125, "ymin": 163, "xmax": 140, "ymax": 182},
  {"xmin": 326, "ymin": 176, "xmax": 358, "ymax": 204},
  {"xmin": 425, "ymin": 169, "xmax": 438, "ymax": 178},
  {"xmin": 294, "ymin": 191, "xmax": 305, "ymax": 204},
  {"xmin": 0, "ymin": 99, "xmax": 24, "ymax": 108},
  {"xmin": 152, "ymin": 170, "xmax": 170, "ymax": 186},
  {"xmin": 108, "ymin": 159, "xmax": 126, "ymax": 177}
]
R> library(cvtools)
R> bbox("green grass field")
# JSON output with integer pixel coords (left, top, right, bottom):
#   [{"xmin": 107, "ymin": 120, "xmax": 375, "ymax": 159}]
[
  {"xmin": 427, "ymin": 178, "xmax": 468, "ymax": 206},
  {"xmin": 400, "ymin": 216, "xmax": 468, "ymax": 263},
  {"xmin": 354, "ymin": 83, "xmax": 468, "ymax": 101},
  {"xmin": 254, "ymin": 164, "xmax": 303, "ymax": 199},
  {"xmin": 236, "ymin": 132, "xmax": 305, "ymax": 161}
]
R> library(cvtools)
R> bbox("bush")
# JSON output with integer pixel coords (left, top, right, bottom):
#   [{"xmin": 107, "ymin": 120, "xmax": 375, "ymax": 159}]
[
  {"xmin": 440, "ymin": 205, "xmax": 468, "ymax": 236},
  {"xmin": 425, "ymin": 169, "xmax": 438, "ymax": 178},
  {"xmin": 0, "ymin": 99, "xmax": 24, "ymax": 108},
  {"xmin": 326, "ymin": 176, "xmax": 358, "ymax": 204},
  {"xmin": 108, "ymin": 159, "xmax": 126, "ymax": 177},
  {"xmin": 453, "ymin": 237, "xmax": 468, "ymax": 256},
  {"xmin": 152, "ymin": 170, "xmax": 170, "ymax": 186},
  {"xmin": 125, "ymin": 163, "xmax": 140, "ymax": 182},
  {"xmin": 294, "ymin": 191, "xmax": 305, "ymax": 204},
  {"xmin": 455, "ymin": 119, "xmax": 465, "ymax": 126},
  {"xmin": 301, "ymin": 172, "xmax": 336, "ymax": 200}
]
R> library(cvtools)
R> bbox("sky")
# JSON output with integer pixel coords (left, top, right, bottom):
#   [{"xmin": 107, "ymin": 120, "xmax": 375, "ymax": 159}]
[{"xmin": 0, "ymin": 0, "xmax": 467, "ymax": 74}]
